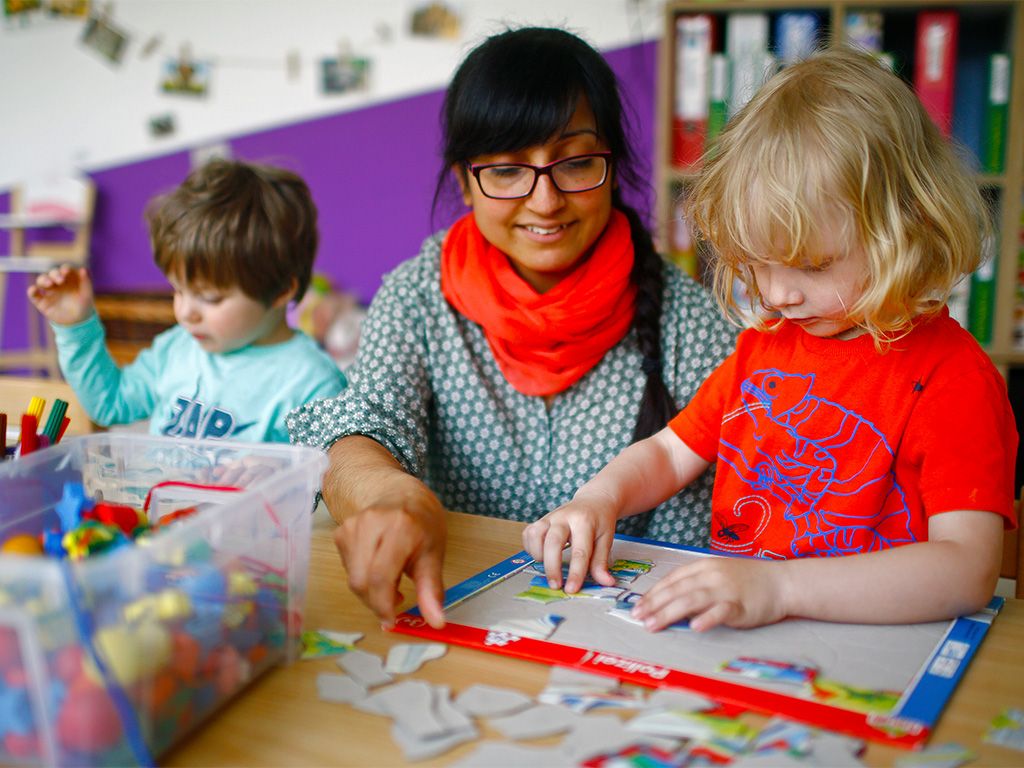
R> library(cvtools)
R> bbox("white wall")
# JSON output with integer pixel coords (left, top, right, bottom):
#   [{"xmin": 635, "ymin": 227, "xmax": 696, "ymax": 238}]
[{"xmin": 0, "ymin": 0, "xmax": 665, "ymax": 190}]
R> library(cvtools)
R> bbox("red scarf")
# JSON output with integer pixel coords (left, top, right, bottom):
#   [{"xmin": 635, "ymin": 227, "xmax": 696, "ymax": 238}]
[{"xmin": 441, "ymin": 210, "xmax": 636, "ymax": 396}]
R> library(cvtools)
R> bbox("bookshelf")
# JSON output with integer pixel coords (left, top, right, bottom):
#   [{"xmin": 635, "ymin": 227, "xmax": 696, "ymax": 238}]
[{"xmin": 655, "ymin": 0, "xmax": 1024, "ymax": 372}]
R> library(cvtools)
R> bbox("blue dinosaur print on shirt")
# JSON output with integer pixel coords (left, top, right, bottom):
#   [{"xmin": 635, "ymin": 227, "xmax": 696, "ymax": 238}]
[{"xmin": 715, "ymin": 369, "xmax": 914, "ymax": 558}]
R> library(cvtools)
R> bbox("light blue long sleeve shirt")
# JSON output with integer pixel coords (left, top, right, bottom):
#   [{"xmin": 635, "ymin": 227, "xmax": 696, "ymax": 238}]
[{"xmin": 54, "ymin": 313, "xmax": 346, "ymax": 443}]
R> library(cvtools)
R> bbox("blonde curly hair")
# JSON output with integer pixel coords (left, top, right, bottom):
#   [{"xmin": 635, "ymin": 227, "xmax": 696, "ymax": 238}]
[{"xmin": 688, "ymin": 46, "xmax": 989, "ymax": 348}]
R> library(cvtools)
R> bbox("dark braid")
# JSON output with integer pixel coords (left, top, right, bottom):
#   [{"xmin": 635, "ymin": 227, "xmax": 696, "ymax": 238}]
[
  {"xmin": 615, "ymin": 198, "xmax": 678, "ymax": 538},
  {"xmin": 617, "ymin": 198, "xmax": 678, "ymax": 442}
]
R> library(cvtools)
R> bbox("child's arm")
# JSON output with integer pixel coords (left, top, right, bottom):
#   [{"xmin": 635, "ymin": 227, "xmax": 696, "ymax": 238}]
[
  {"xmin": 522, "ymin": 427, "xmax": 710, "ymax": 594},
  {"xmin": 633, "ymin": 510, "xmax": 1004, "ymax": 631},
  {"xmin": 26, "ymin": 266, "xmax": 95, "ymax": 326},
  {"xmin": 29, "ymin": 267, "xmax": 159, "ymax": 426}
]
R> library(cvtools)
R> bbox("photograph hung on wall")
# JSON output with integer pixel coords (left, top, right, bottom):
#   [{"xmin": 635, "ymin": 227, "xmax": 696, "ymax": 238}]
[
  {"xmin": 80, "ymin": 10, "xmax": 129, "ymax": 64},
  {"xmin": 148, "ymin": 113, "xmax": 175, "ymax": 138},
  {"xmin": 393, "ymin": 535, "xmax": 1004, "ymax": 750},
  {"xmin": 320, "ymin": 51, "xmax": 371, "ymax": 95},
  {"xmin": 409, "ymin": 1, "xmax": 460, "ymax": 39},
  {"xmin": 46, "ymin": 0, "xmax": 88, "ymax": 17},
  {"xmin": 161, "ymin": 55, "xmax": 210, "ymax": 97},
  {"xmin": 4, "ymin": 0, "xmax": 88, "ymax": 27},
  {"xmin": 3, "ymin": 0, "xmax": 41, "ymax": 19}
]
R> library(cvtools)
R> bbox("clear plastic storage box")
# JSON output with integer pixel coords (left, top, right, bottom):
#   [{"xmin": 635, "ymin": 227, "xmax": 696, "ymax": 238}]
[{"xmin": 0, "ymin": 434, "xmax": 326, "ymax": 766}]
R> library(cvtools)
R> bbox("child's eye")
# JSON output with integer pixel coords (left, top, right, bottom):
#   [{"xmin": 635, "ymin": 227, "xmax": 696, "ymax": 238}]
[{"xmin": 799, "ymin": 261, "xmax": 833, "ymax": 273}]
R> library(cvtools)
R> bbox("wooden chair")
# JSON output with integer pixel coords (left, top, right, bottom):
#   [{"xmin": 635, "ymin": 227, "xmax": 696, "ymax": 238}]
[
  {"xmin": 0, "ymin": 375, "xmax": 96, "ymax": 440},
  {"xmin": 0, "ymin": 174, "xmax": 96, "ymax": 378},
  {"xmin": 1002, "ymin": 489, "xmax": 1024, "ymax": 599}
]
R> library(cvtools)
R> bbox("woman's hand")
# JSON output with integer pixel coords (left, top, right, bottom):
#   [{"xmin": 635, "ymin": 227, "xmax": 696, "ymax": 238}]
[
  {"xmin": 26, "ymin": 266, "xmax": 95, "ymax": 326},
  {"xmin": 522, "ymin": 490, "xmax": 620, "ymax": 594},
  {"xmin": 334, "ymin": 487, "xmax": 448, "ymax": 630},
  {"xmin": 321, "ymin": 437, "xmax": 450, "ymax": 630},
  {"xmin": 632, "ymin": 557, "xmax": 789, "ymax": 632}
]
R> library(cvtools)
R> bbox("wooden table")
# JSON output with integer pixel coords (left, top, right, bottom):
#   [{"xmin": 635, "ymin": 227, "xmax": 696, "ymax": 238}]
[{"xmin": 166, "ymin": 511, "xmax": 1024, "ymax": 767}]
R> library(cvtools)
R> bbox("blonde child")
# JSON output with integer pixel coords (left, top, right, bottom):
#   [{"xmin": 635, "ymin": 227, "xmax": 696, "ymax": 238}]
[
  {"xmin": 523, "ymin": 47, "xmax": 1018, "ymax": 631},
  {"xmin": 28, "ymin": 159, "xmax": 346, "ymax": 443}
]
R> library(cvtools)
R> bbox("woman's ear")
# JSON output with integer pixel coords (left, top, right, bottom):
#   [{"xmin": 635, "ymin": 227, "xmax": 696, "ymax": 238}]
[{"xmin": 452, "ymin": 163, "xmax": 472, "ymax": 207}]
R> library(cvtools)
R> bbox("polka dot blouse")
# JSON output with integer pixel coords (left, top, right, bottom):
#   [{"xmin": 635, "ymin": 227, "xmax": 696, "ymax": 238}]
[{"xmin": 287, "ymin": 233, "xmax": 737, "ymax": 546}]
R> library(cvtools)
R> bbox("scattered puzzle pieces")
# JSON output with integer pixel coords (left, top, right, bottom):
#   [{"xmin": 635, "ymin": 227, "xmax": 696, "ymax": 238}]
[
  {"xmin": 607, "ymin": 592, "xmax": 691, "ymax": 630},
  {"xmin": 561, "ymin": 713, "xmax": 679, "ymax": 763},
  {"xmin": 895, "ymin": 742, "xmax": 975, "ymax": 767},
  {"xmin": 488, "ymin": 613, "xmax": 564, "ymax": 641},
  {"xmin": 644, "ymin": 688, "xmax": 716, "ymax": 714},
  {"xmin": 449, "ymin": 740, "xmax": 567, "ymax": 767},
  {"xmin": 984, "ymin": 707, "xmax": 1024, "ymax": 751},
  {"xmin": 385, "ymin": 642, "xmax": 447, "ymax": 674},
  {"xmin": 454, "ymin": 684, "xmax": 534, "ymax": 718},
  {"xmin": 488, "ymin": 703, "xmax": 581, "ymax": 740},
  {"xmin": 337, "ymin": 648, "xmax": 393, "ymax": 688},
  {"xmin": 299, "ymin": 628, "xmax": 362, "ymax": 659},
  {"xmin": 316, "ymin": 673, "xmax": 367, "ymax": 704}
]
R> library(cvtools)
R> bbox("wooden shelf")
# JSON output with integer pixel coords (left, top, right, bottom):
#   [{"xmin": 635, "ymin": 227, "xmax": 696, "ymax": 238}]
[
  {"xmin": 93, "ymin": 291, "xmax": 176, "ymax": 366},
  {"xmin": 656, "ymin": 1, "xmax": 1024, "ymax": 373},
  {"xmin": 991, "ymin": 349, "xmax": 1024, "ymax": 366}
]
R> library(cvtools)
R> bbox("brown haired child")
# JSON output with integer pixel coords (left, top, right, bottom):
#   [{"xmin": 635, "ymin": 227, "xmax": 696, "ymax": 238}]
[{"xmin": 28, "ymin": 159, "xmax": 346, "ymax": 442}]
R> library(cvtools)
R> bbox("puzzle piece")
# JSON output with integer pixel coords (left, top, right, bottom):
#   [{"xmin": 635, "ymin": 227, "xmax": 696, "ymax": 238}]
[
  {"xmin": 337, "ymin": 649, "xmax": 393, "ymax": 688},
  {"xmin": 385, "ymin": 642, "xmax": 447, "ymax": 674},
  {"xmin": 316, "ymin": 673, "xmax": 367, "ymax": 704}
]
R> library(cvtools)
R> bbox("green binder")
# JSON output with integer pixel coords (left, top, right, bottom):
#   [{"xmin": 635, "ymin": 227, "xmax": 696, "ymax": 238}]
[{"xmin": 982, "ymin": 53, "xmax": 1011, "ymax": 174}]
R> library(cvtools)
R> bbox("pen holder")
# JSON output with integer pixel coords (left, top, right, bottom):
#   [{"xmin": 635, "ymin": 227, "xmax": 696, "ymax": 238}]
[{"xmin": 0, "ymin": 434, "xmax": 325, "ymax": 767}]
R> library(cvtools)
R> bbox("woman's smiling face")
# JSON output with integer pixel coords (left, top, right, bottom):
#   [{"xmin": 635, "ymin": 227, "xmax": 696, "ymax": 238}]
[{"xmin": 457, "ymin": 97, "xmax": 614, "ymax": 293}]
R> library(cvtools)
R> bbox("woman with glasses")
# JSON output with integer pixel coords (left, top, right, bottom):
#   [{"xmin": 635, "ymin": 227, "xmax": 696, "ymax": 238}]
[{"xmin": 288, "ymin": 27, "xmax": 736, "ymax": 628}]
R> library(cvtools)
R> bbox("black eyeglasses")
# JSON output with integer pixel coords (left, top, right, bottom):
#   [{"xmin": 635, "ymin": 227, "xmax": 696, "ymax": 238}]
[{"xmin": 467, "ymin": 152, "xmax": 612, "ymax": 200}]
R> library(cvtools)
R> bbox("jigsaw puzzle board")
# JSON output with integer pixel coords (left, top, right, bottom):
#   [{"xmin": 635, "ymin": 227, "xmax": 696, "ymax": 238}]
[{"xmin": 393, "ymin": 534, "xmax": 1002, "ymax": 749}]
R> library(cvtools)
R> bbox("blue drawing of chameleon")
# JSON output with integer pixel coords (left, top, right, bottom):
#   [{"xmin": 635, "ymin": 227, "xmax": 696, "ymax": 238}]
[{"xmin": 715, "ymin": 369, "xmax": 914, "ymax": 558}]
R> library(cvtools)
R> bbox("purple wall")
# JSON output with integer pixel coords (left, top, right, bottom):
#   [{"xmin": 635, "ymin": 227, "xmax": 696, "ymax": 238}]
[{"xmin": 2, "ymin": 40, "xmax": 657, "ymax": 356}]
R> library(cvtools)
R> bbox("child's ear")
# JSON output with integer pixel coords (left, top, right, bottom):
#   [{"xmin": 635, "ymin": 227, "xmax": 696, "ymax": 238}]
[
  {"xmin": 271, "ymin": 277, "xmax": 299, "ymax": 309},
  {"xmin": 452, "ymin": 164, "xmax": 472, "ymax": 207}
]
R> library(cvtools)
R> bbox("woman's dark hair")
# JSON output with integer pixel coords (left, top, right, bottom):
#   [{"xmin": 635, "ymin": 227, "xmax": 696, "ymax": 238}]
[{"xmin": 433, "ymin": 26, "xmax": 676, "ymax": 445}]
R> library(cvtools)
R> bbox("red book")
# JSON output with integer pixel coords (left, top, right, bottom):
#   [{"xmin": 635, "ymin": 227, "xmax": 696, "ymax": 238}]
[
  {"xmin": 672, "ymin": 15, "xmax": 713, "ymax": 168},
  {"xmin": 914, "ymin": 11, "xmax": 959, "ymax": 136}
]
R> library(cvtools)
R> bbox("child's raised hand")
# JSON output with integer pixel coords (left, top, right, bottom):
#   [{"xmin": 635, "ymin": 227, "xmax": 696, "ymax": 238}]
[
  {"xmin": 26, "ymin": 266, "xmax": 95, "ymax": 326},
  {"xmin": 522, "ymin": 493, "xmax": 619, "ymax": 594},
  {"xmin": 632, "ymin": 557, "xmax": 789, "ymax": 632}
]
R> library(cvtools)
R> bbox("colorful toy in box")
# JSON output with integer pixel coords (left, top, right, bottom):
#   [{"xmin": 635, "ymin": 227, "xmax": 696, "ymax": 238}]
[{"xmin": 0, "ymin": 480, "xmax": 293, "ymax": 765}]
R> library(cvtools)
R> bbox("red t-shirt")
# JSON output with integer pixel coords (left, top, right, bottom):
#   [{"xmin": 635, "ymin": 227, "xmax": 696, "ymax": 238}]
[{"xmin": 669, "ymin": 310, "xmax": 1018, "ymax": 559}]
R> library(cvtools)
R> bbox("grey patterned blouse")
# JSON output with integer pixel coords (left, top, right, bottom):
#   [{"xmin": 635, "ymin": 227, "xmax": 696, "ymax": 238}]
[{"xmin": 287, "ymin": 233, "xmax": 737, "ymax": 546}]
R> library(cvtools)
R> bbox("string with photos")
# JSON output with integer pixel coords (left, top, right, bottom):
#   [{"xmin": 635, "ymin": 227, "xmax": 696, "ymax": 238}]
[{"xmin": 3, "ymin": 0, "xmax": 434, "ymax": 89}]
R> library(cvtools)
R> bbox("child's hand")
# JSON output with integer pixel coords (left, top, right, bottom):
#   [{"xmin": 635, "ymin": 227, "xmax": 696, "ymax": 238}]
[
  {"xmin": 209, "ymin": 456, "xmax": 282, "ymax": 487},
  {"xmin": 26, "ymin": 266, "xmax": 95, "ymax": 326},
  {"xmin": 632, "ymin": 557, "xmax": 789, "ymax": 632},
  {"xmin": 522, "ymin": 493, "xmax": 619, "ymax": 594}
]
